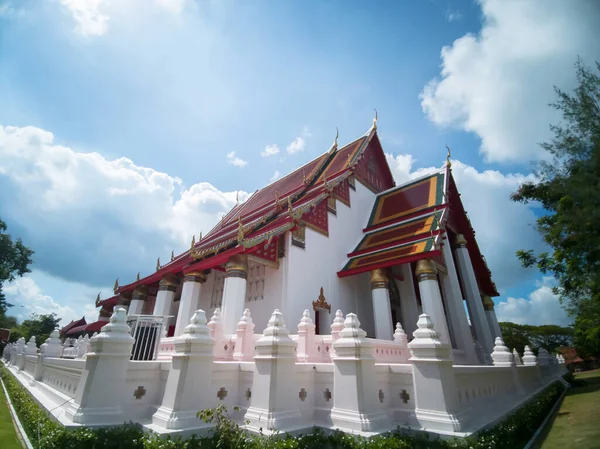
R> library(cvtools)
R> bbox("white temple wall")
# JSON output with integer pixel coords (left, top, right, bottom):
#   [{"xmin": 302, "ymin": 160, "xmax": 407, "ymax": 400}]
[
  {"xmin": 285, "ymin": 181, "xmax": 377, "ymax": 334},
  {"xmin": 253, "ymin": 258, "xmax": 286, "ymax": 332}
]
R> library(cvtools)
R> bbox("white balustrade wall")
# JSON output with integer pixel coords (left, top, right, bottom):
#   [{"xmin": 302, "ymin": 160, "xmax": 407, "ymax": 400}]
[{"xmin": 2, "ymin": 307, "xmax": 568, "ymax": 438}]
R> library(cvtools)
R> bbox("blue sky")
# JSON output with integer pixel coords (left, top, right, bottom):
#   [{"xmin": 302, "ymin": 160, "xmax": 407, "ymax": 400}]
[{"xmin": 1, "ymin": 0, "xmax": 598, "ymax": 327}]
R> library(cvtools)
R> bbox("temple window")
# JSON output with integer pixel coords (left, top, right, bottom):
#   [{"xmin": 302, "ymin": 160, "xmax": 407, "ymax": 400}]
[
  {"xmin": 210, "ymin": 271, "xmax": 225, "ymax": 308},
  {"xmin": 327, "ymin": 196, "xmax": 337, "ymax": 214},
  {"xmin": 245, "ymin": 261, "xmax": 265, "ymax": 302},
  {"xmin": 291, "ymin": 225, "xmax": 306, "ymax": 249}
]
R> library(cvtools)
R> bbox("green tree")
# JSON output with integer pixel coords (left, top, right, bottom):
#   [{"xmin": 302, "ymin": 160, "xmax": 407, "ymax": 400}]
[
  {"xmin": 10, "ymin": 313, "xmax": 62, "ymax": 344},
  {"xmin": 511, "ymin": 59, "xmax": 600, "ymax": 356},
  {"xmin": 0, "ymin": 217, "xmax": 34, "ymax": 316},
  {"xmin": 499, "ymin": 322, "xmax": 533, "ymax": 355}
]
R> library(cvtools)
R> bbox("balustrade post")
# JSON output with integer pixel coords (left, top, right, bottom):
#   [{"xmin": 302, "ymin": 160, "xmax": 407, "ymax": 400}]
[
  {"xmin": 245, "ymin": 309, "xmax": 305, "ymax": 433},
  {"xmin": 296, "ymin": 309, "xmax": 316, "ymax": 362},
  {"xmin": 65, "ymin": 308, "xmax": 135, "ymax": 425},
  {"xmin": 408, "ymin": 314, "xmax": 463, "ymax": 432},
  {"xmin": 152, "ymin": 310, "xmax": 216, "ymax": 430},
  {"xmin": 233, "ymin": 309, "xmax": 255, "ymax": 361},
  {"xmin": 330, "ymin": 313, "xmax": 390, "ymax": 432}
]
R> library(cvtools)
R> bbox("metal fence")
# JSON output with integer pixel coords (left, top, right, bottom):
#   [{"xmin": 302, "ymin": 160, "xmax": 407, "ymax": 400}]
[{"xmin": 126, "ymin": 315, "xmax": 171, "ymax": 361}]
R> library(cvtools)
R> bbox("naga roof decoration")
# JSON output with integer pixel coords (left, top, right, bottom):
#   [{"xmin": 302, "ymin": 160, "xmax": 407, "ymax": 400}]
[{"xmin": 115, "ymin": 123, "xmax": 385, "ymax": 295}]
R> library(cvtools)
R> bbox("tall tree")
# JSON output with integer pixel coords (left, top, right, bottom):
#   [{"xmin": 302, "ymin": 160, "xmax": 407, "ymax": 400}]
[
  {"xmin": 0, "ymin": 217, "xmax": 34, "ymax": 316},
  {"xmin": 9, "ymin": 313, "xmax": 62, "ymax": 344},
  {"xmin": 499, "ymin": 322, "xmax": 573, "ymax": 355},
  {"xmin": 511, "ymin": 59, "xmax": 600, "ymax": 356}
]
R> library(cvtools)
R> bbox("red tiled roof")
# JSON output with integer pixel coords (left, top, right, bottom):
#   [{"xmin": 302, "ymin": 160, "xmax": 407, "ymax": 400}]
[
  {"xmin": 67, "ymin": 320, "xmax": 108, "ymax": 336},
  {"xmin": 60, "ymin": 317, "xmax": 87, "ymax": 335}
]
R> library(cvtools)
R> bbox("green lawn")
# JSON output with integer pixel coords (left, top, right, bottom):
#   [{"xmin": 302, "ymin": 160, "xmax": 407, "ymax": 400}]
[
  {"xmin": 0, "ymin": 387, "xmax": 24, "ymax": 449},
  {"xmin": 538, "ymin": 369, "xmax": 600, "ymax": 449}
]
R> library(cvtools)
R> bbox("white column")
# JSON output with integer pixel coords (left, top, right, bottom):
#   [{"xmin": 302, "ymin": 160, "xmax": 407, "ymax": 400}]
[
  {"xmin": 221, "ymin": 255, "xmax": 248, "ymax": 335},
  {"xmin": 414, "ymin": 259, "xmax": 451, "ymax": 346},
  {"xmin": 453, "ymin": 234, "xmax": 495, "ymax": 355},
  {"xmin": 483, "ymin": 295, "xmax": 502, "ymax": 339},
  {"xmin": 153, "ymin": 276, "xmax": 178, "ymax": 317},
  {"xmin": 370, "ymin": 269, "xmax": 394, "ymax": 340},
  {"xmin": 174, "ymin": 271, "xmax": 204, "ymax": 337},
  {"xmin": 397, "ymin": 263, "xmax": 420, "ymax": 338},
  {"xmin": 128, "ymin": 286, "xmax": 146, "ymax": 315},
  {"xmin": 440, "ymin": 240, "xmax": 477, "ymax": 363}
]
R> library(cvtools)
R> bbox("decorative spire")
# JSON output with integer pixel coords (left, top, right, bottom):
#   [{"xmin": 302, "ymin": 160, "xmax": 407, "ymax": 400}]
[
  {"xmin": 136, "ymin": 272, "xmax": 140, "ymax": 282},
  {"xmin": 171, "ymin": 250, "xmax": 175, "ymax": 261},
  {"xmin": 373, "ymin": 108, "xmax": 378, "ymax": 130},
  {"xmin": 113, "ymin": 278, "xmax": 119, "ymax": 292},
  {"xmin": 190, "ymin": 234, "xmax": 196, "ymax": 251},
  {"xmin": 302, "ymin": 170, "xmax": 308, "ymax": 185},
  {"xmin": 445, "ymin": 145, "xmax": 452, "ymax": 168},
  {"xmin": 237, "ymin": 216, "xmax": 244, "ymax": 244},
  {"xmin": 334, "ymin": 127, "xmax": 339, "ymax": 147},
  {"xmin": 287, "ymin": 195, "xmax": 293, "ymax": 214},
  {"xmin": 156, "ymin": 257, "xmax": 160, "ymax": 271},
  {"xmin": 236, "ymin": 190, "xmax": 239, "ymax": 205},
  {"xmin": 275, "ymin": 190, "xmax": 280, "ymax": 207},
  {"xmin": 95, "ymin": 293, "xmax": 101, "ymax": 307}
]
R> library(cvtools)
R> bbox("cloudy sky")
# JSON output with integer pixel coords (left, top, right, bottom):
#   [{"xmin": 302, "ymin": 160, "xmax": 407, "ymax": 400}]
[{"xmin": 1, "ymin": 0, "xmax": 598, "ymax": 327}]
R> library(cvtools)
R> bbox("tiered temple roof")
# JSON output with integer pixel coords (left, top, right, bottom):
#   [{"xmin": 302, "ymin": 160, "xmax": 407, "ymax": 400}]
[{"xmin": 112, "ymin": 121, "xmax": 394, "ymax": 296}]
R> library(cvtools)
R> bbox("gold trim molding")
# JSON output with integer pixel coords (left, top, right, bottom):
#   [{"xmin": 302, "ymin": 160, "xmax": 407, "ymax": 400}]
[
  {"xmin": 312, "ymin": 287, "xmax": 331, "ymax": 312},
  {"xmin": 370, "ymin": 268, "xmax": 389, "ymax": 290}
]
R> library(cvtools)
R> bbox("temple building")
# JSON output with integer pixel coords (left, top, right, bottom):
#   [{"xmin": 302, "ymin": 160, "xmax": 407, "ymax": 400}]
[
  {"xmin": 6, "ymin": 119, "xmax": 565, "ymax": 437},
  {"xmin": 78, "ymin": 117, "xmax": 501, "ymax": 364}
]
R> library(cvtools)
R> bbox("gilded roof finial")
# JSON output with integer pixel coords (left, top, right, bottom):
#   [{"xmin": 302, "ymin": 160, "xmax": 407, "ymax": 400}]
[
  {"xmin": 275, "ymin": 190, "xmax": 280, "ymax": 206},
  {"xmin": 237, "ymin": 216, "xmax": 244, "ymax": 243},
  {"xmin": 198, "ymin": 231, "xmax": 202, "ymax": 240},
  {"xmin": 446, "ymin": 145, "xmax": 452, "ymax": 168},
  {"xmin": 373, "ymin": 108, "xmax": 378, "ymax": 130},
  {"xmin": 236, "ymin": 190, "xmax": 239, "ymax": 205},
  {"xmin": 190, "ymin": 234, "xmax": 196, "ymax": 251},
  {"xmin": 136, "ymin": 272, "xmax": 140, "ymax": 282},
  {"xmin": 287, "ymin": 195, "xmax": 293, "ymax": 213},
  {"xmin": 156, "ymin": 257, "xmax": 160, "ymax": 271},
  {"xmin": 171, "ymin": 250, "xmax": 175, "ymax": 261},
  {"xmin": 302, "ymin": 170, "xmax": 308, "ymax": 185},
  {"xmin": 113, "ymin": 278, "xmax": 119, "ymax": 292},
  {"xmin": 334, "ymin": 127, "xmax": 339, "ymax": 147},
  {"xmin": 95, "ymin": 293, "xmax": 101, "ymax": 307}
]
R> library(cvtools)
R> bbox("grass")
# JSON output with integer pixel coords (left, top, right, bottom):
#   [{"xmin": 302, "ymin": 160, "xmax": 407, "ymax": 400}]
[
  {"xmin": 537, "ymin": 369, "xmax": 600, "ymax": 449},
  {"xmin": 0, "ymin": 384, "xmax": 25, "ymax": 449}
]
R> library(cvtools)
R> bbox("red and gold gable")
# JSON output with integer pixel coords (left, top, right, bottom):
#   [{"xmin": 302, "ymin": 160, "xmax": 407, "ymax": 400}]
[
  {"xmin": 353, "ymin": 134, "xmax": 395, "ymax": 193},
  {"xmin": 351, "ymin": 212, "xmax": 441, "ymax": 256},
  {"xmin": 367, "ymin": 172, "xmax": 445, "ymax": 228},
  {"xmin": 249, "ymin": 240, "xmax": 279, "ymax": 268},
  {"xmin": 331, "ymin": 178, "xmax": 350, "ymax": 207},
  {"xmin": 341, "ymin": 238, "xmax": 435, "ymax": 274},
  {"xmin": 300, "ymin": 199, "xmax": 329, "ymax": 236}
]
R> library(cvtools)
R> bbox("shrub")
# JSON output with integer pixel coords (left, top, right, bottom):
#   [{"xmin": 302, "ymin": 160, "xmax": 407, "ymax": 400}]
[{"xmin": 0, "ymin": 365, "xmax": 564, "ymax": 449}]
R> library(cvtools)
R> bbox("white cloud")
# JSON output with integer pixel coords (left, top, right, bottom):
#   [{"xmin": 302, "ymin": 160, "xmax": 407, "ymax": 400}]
[
  {"xmin": 226, "ymin": 151, "xmax": 248, "ymax": 168},
  {"xmin": 0, "ymin": 124, "xmax": 248, "ymax": 287},
  {"xmin": 154, "ymin": 0, "xmax": 189, "ymax": 15},
  {"xmin": 60, "ymin": 0, "xmax": 109, "ymax": 37},
  {"xmin": 421, "ymin": 0, "xmax": 600, "ymax": 163},
  {"xmin": 286, "ymin": 126, "xmax": 311, "ymax": 154},
  {"xmin": 270, "ymin": 170, "xmax": 281, "ymax": 182},
  {"xmin": 385, "ymin": 153, "xmax": 545, "ymax": 290},
  {"xmin": 446, "ymin": 10, "xmax": 463, "ymax": 22},
  {"xmin": 3, "ymin": 275, "xmax": 98, "ymax": 325},
  {"xmin": 261, "ymin": 144, "xmax": 280, "ymax": 157},
  {"xmin": 496, "ymin": 277, "xmax": 571, "ymax": 326}
]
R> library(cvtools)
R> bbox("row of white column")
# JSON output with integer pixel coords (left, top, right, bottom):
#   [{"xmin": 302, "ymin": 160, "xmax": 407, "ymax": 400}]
[
  {"xmin": 369, "ymin": 233, "xmax": 500, "ymax": 362},
  {"xmin": 126, "ymin": 255, "xmax": 249, "ymax": 338}
]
